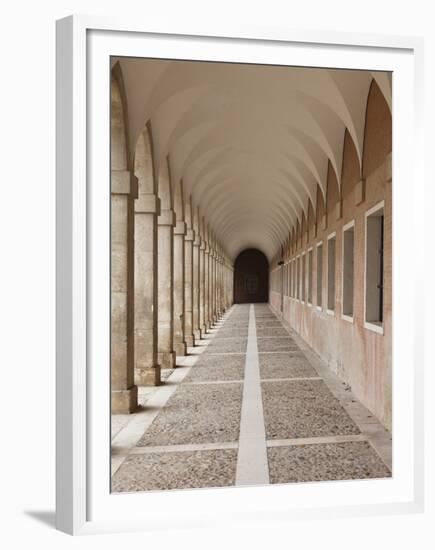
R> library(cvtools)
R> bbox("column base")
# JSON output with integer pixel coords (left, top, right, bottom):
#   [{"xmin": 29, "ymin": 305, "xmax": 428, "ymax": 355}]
[
  {"xmin": 111, "ymin": 386, "xmax": 138, "ymax": 414},
  {"xmin": 135, "ymin": 366, "xmax": 161, "ymax": 386},
  {"xmin": 193, "ymin": 328, "xmax": 202, "ymax": 340},
  {"xmin": 158, "ymin": 351, "xmax": 176, "ymax": 369},
  {"xmin": 174, "ymin": 341, "xmax": 187, "ymax": 356},
  {"xmin": 185, "ymin": 333, "xmax": 195, "ymax": 347}
]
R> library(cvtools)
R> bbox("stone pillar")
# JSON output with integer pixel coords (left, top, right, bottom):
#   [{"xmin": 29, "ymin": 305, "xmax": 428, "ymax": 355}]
[
  {"xmin": 225, "ymin": 266, "xmax": 229, "ymax": 309},
  {"xmin": 157, "ymin": 209, "xmax": 176, "ymax": 369},
  {"xmin": 184, "ymin": 228, "xmax": 195, "ymax": 347},
  {"xmin": 209, "ymin": 249, "xmax": 215, "ymax": 324},
  {"xmin": 218, "ymin": 258, "xmax": 222, "ymax": 315},
  {"xmin": 134, "ymin": 193, "xmax": 161, "ymax": 386},
  {"xmin": 216, "ymin": 256, "xmax": 220, "ymax": 317},
  {"xmin": 173, "ymin": 220, "xmax": 187, "ymax": 356},
  {"xmin": 204, "ymin": 245, "xmax": 210, "ymax": 331},
  {"xmin": 212, "ymin": 251, "xmax": 217, "ymax": 323},
  {"xmin": 111, "ymin": 170, "xmax": 138, "ymax": 413},
  {"xmin": 192, "ymin": 235, "xmax": 201, "ymax": 340},
  {"xmin": 199, "ymin": 240, "xmax": 206, "ymax": 334}
]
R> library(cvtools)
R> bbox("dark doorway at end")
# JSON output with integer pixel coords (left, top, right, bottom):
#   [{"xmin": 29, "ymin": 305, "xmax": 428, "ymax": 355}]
[{"xmin": 233, "ymin": 249, "xmax": 269, "ymax": 303}]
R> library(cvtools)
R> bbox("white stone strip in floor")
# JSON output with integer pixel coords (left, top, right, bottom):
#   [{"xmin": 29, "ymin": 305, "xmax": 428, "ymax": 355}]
[
  {"xmin": 266, "ymin": 433, "xmax": 368, "ymax": 447},
  {"xmin": 261, "ymin": 377, "xmax": 322, "ymax": 382},
  {"xmin": 235, "ymin": 305, "xmax": 270, "ymax": 486},
  {"xmin": 206, "ymin": 352, "xmax": 247, "ymax": 356},
  {"xmin": 183, "ymin": 380, "xmax": 244, "ymax": 385},
  {"xmin": 129, "ymin": 441, "xmax": 239, "ymax": 454},
  {"xmin": 257, "ymin": 351, "xmax": 304, "ymax": 354}
]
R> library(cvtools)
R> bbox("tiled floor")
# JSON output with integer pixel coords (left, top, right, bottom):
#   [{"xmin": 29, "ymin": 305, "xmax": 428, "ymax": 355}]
[{"xmin": 111, "ymin": 303, "xmax": 392, "ymax": 492}]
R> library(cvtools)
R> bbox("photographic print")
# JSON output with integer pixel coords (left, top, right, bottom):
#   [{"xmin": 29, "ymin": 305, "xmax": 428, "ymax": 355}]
[{"xmin": 110, "ymin": 57, "xmax": 392, "ymax": 493}]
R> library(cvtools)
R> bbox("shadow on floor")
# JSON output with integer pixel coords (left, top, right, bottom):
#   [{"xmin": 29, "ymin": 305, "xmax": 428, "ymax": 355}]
[{"xmin": 24, "ymin": 510, "xmax": 56, "ymax": 529}]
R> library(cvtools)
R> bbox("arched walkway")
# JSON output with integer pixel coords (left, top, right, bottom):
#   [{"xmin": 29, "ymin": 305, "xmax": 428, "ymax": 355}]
[{"xmin": 110, "ymin": 59, "xmax": 393, "ymax": 491}]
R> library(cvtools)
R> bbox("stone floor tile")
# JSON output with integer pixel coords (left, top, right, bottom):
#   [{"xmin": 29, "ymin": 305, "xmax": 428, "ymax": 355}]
[
  {"xmin": 137, "ymin": 383, "xmax": 243, "ymax": 446},
  {"xmin": 257, "ymin": 337, "xmax": 299, "ymax": 352},
  {"xmin": 268, "ymin": 441, "xmax": 391, "ymax": 483},
  {"xmin": 112, "ymin": 449, "xmax": 237, "ymax": 492},
  {"xmin": 207, "ymin": 337, "xmax": 248, "ymax": 353},
  {"xmin": 262, "ymin": 379, "xmax": 361, "ymax": 439},
  {"xmin": 256, "ymin": 327, "xmax": 291, "ymax": 338},
  {"xmin": 183, "ymin": 355, "xmax": 245, "ymax": 382},
  {"xmin": 258, "ymin": 352, "xmax": 316, "ymax": 379},
  {"xmin": 215, "ymin": 328, "xmax": 249, "ymax": 338}
]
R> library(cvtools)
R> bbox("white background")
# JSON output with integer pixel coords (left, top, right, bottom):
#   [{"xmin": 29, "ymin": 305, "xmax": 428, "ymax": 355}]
[{"xmin": 0, "ymin": 0, "xmax": 433, "ymax": 548}]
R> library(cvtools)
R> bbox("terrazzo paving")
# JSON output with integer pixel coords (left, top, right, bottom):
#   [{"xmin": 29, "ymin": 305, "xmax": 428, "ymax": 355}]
[
  {"xmin": 183, "ymin": 354, "xmax": 245, "ymax": 382},
  {"xmin": 111, "ymin": 303, "xmax": 391, "ymax": 493},
  {"xmin": 256, "ymin": 327, "xmax": 291, "ymax": 338},
  {"xmin": 214, "ymin": 327, "xmax": 249, "ymax": 338},
  {"xmin": 137, "ymin": 382, "xmax": 243, "ymax": 446},
  {"xmin": 262, "ymin": 379, "xmax": 361, "ymax": 439},
  {"xmin": 259, "ymin": 352, "xmax": 318, "ymax": 379},
  {"xmin": 267, "ymin": 441, "xmax": 391, "ymax": 484},
  {"xmin": 257, "ymin": 337, "xmax": 300, "ymax": 352},
  {"xmin": 207, "ymin": 337, "xmax": 247, "ymax": 354},
  {"xmin": 112, "ymin": 449, "xmax": 237, "ymax": 492}
]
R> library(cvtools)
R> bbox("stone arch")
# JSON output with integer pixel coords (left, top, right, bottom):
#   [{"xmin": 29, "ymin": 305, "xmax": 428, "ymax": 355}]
[
  {"xmin": 174, "ymin": 178, "xmax": 185, "ymax": 222},
  {"xmin": 341, "ymin": 129, "xmax": 360, "ymax": 203},
  {"xmin": 111, "ymin": 63, "xmax": 130, "ymax": 172},
  {"xmin": 362, "ymin": 80, "xmax": 392, "ymax": 178},
  {"xmin": 110, "ymin": 64, "xmax": 137, "ymax": 412},
  {"xmin": 325, "ymin": 160, "xmax": 340, "ymax": 225},
  {"xmin": 134, "ymin": 123, "xmax": 156, "ymax": 197},
  {"xmin": 158, "ymin": 156, "xmax": 173, "ymax": 211},
  {"xmin": 132, "ymin": 122, "xmax": 160, "ymax": 387}
]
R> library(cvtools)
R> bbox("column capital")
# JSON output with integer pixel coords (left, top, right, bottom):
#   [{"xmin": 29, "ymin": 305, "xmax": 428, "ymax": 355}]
[
  {"xmin": 112, "ymin": 170, "xmax": 138, "ymax": 198},
  {"xmin": 185, "ymin": 228, "xmax": 195, "ymax": 241},
  {"xmin": 200, "ymin": 240, "xmax": 207, "ymax": 251},
  {"xmin": 135, "ymin": 193, "xmax": 161, "ymax": 214},
  {"xmin": 193, "ymin": 235, "xmax": 201, "ymax": 247},
  {"xmin": 174, "ymin": 220, "xmax": 187, "ymax": 235},
  {"xmin": 158, "ymin": 209, "xmax": 176, "ymax": 227}
]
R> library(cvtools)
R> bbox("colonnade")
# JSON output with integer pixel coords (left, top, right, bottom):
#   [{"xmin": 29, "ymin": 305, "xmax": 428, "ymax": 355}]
[
  {"xmin": 110, "ymin": 58, "xmax": 393, "ymax": 429},
  {"xmin": 111, "ymin": 74, "xmax": 234, "ymax": 412}
]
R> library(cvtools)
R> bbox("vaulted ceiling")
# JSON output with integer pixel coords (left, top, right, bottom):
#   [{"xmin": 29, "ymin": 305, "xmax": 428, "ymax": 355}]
[{"xmin": 114, "ymin": 57, "xmax": 391, "ymax": 262}]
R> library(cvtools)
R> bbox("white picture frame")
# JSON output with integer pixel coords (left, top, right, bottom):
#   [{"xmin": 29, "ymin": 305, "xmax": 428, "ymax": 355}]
[{"xmin": 56, "ymin": 15, "xmax": 425, "ymax": 535}]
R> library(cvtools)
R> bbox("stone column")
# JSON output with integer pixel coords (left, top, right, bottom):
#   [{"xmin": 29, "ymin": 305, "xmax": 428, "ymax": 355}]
[
  {"xmin": 209, "ymin": 249, "xmax": 215, "ymax": 324},
  {"xmin": 173, "ymin": 220, "xmax": 187, "ymax": 356},
  {"xmin": 204, "ymin": 244, "xmax": 210, "ymax": 331},
  {"xmin": 199, "ymin": 239, "xmax": 206, "ymax": 334},
  {"xmin": 224, "ymin": 264, "xmax": 230, "ymax": 310},
  {"xmin": 184, "ymin": 228, "xmax": 195, "ymax": 347},
  {"xmin": 192, "ymin": 235, "xmax": 201, "ymax": 340},
  {"xmin": 134, "ymin": 193, "xmax": 161, "ymax": 386},
  {"xmin": 212, "ymin": 251, "xmax": 217, "ymax": 323},
  {"xmin": 111, "ymin": 170, "xmax": 138, "ymax": 413},
  {"xmin": 157, "ymin": 209, "xmax": 176, "ymax": 369},
  {"xmin": 216, "ymin": 256, "xmax": 220, "ymax": 317},
  {"xmin": 218, "ymin": 258, "xmax": 222, "ymax": 315}
]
